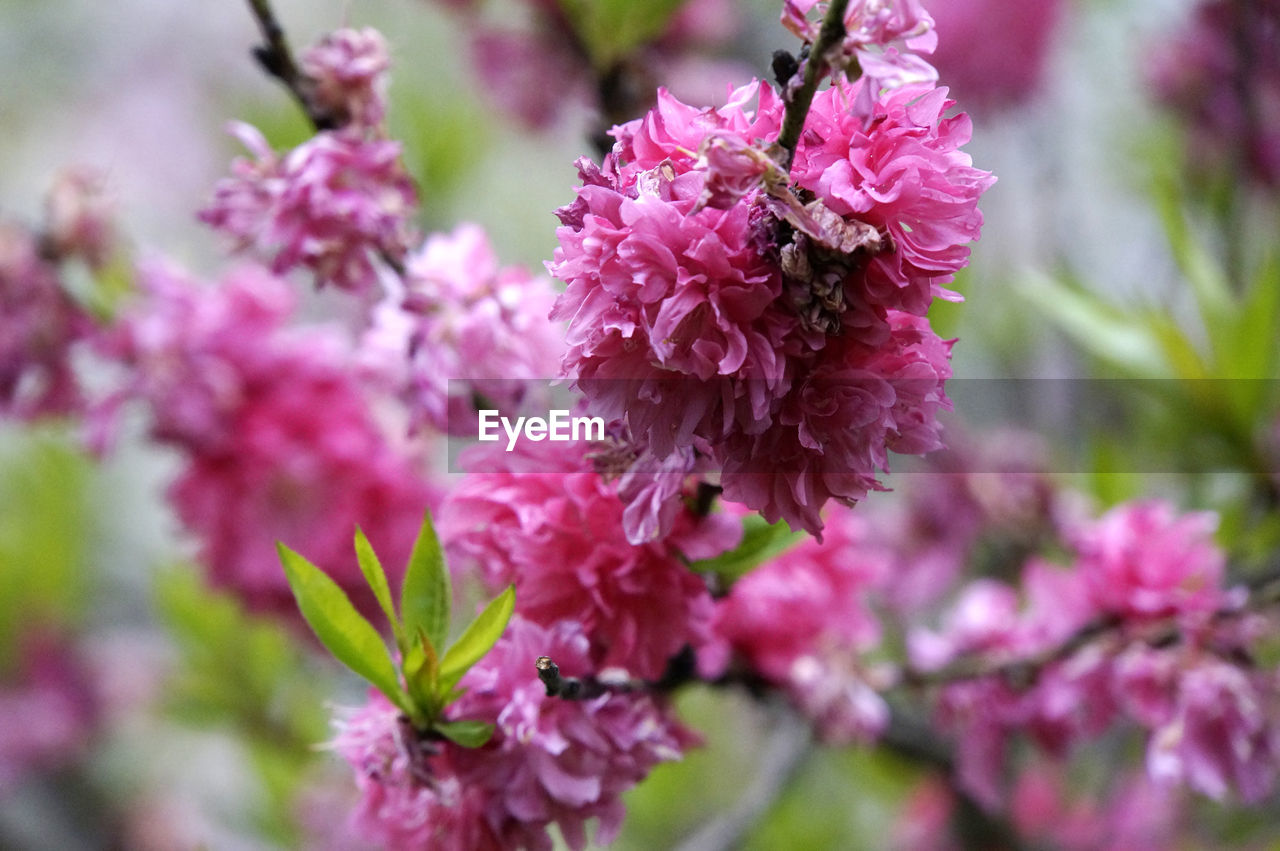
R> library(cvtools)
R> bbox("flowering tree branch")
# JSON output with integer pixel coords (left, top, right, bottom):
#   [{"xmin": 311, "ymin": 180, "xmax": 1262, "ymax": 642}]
[
  {"xmin": 243, "ymin": 0, "xmax": 339, "ymax": 130},
  {"xmin": 897, "ymin": 563, "xmax": 1280, "ymax": 690},
  {"xmin": 774, "ymin": 0, "xmax": 852, "ymax": 170}
]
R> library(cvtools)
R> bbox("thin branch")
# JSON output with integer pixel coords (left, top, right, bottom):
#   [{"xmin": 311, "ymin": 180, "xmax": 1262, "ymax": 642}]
[
  {"xmin": 898, "ymin": 561, "xmax": 1280, "ymax": 690},
  {"xmin": 243, "ymin": 0, "xmax": 338, "ymax": 130},
  {"xmin": 774, "ymin": 0, "xmax": 852, "ymax": 171}
]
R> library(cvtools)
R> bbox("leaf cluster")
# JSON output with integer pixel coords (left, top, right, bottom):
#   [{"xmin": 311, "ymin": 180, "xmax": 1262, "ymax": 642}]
[{"xmin": 277, "ymin": 512, "xmax": 514, "ymax": 748}]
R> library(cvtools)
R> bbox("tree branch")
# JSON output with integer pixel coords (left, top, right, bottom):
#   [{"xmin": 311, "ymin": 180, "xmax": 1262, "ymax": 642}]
[
  {"xmin": 897, "ymin": 562, "xmax": 1280, "ymax": 690},
  {"xmin": 242, "ymin": 0, "xmax": 339, "ymax": 130},
  {"xmin": 774, "ymin": 0, "xmax": 852, "ymax": 171}
]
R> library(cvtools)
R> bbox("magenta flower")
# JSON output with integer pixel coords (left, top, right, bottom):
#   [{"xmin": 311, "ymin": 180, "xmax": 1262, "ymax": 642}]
[
  {"xmin": 334, "ymin": 618, "xmax": 694, "ymax": 850},
  {"xmin": 300, "ymin": 27, "xmax": 392, "ymax": 130},
  {"xmin": 789, "ymin": 80, "xmax": 994, "ymax": 318},
  {"xmin": 551, "ymin": 77, "xmax": 990, "ymax": 536},
  {"xmin": 199, "ymin": 123, "xmax": 418, "ymax": 294},
  {"xmin": 0, "ymin": 630, "xmax": 98, "ymax": 792},
  {"xmin": 360, "ymin": 224, "xmax": 563, "ymax": 435},
  {"xmin": 926, "ymin": 0, "xmax": 1066, "ymax": 111},
  {"xmin": 0, "ymin": 222, "xmax": 94, "ymax": 420},
  {"xmin": 1146, "ymin": 0, "xmax": 1280, "ymax": 187},
  {"xmin": 1146, "ymin": 658, "xmax": 1278, "ymax": 802},
  {"xmin": 707, "ymin": 506, "xmax": 890, "ymax": 741},
  {"xmin": 781, "ymin": 0, "xmax": 938, "ymax": 96},
  {"xmin": 106, "ymin": 261, "xmax": 438, "ymax": 616},
  {"xmin": 440, "ymin": 440, "xmax": 737, "ymax": 679},
  {"xmin": 1073, "ymin": 501, "xmax": 1226, "ymax": 622}
]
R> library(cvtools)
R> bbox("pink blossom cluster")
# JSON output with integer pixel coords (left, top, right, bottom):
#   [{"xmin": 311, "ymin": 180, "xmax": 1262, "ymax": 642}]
[
  {"xmin": 300, "ymin": 27, "xmax": 393, "ymax": 130},
  {"xmin": 550, "ymin": 77, "xmax": 992, "ymax": 537},
  {"xmin": 360, "ymin": 224, "xmax": 564, "ymax": 435},
  {"xmin": 704, "ymin": 506, "xmax": 892, "ymax": 742},
  {"xmin": 913, "ymin": 501, "xmax": 1277, "ymax": 807},
  {"xmin": 440, "ymin": 440, "xmax": 739, "ymax": 680},
  {"xmin": 199, "ymin": 122, "xmax": 418, "ymax": 295},
  {"xmin": 103, "ymin": 261, "xmax": 437, "ymax": 615},
  {"xmin": 0, "ymin": 630, "xmax": 98, "ymax": 793},
  {"xmin": 1146, "ymin": 0, "xmax": 1280, "ymax": 187},
  {"xmin": 199, "ymin": 28, "xmax": 417, "ymax": 295},
  {"xmin": 781, "ymin": 0, "xmax": 938, "ymax": 97},
  {"xmin": 435, "ymin": 0, "xmax": 746, "ymax": 129},
  {"xmin": 0, "ymin": 222, "xmax": 94, "ymax": 420},
  {"xmin": 334, "ymin": 617, "xmax": 693, "ymax": 850}
]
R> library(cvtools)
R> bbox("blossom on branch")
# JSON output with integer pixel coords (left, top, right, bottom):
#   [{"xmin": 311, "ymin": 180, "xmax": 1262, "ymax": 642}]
[
  {"xmin": 550, "ymin": 77, "xmax": 991, "ymax": 536},
  {"xmin": 199, "ymin": 123, "xmax": 418, "ymax": 295},
  {"xmin": 334, "ymin": 618, "xmax": 694, "ymax": 850},
  {"xmin": 440, "ymin": 439, "xmax": 738, "ymax": 679}
]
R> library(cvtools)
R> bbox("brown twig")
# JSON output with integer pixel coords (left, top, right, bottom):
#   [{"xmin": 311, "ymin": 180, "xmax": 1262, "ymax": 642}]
[
  {"xmin": 774, "ymin": 0, "xmax": 852, "ymax": 171},
  {"xmin": 243, "ymin": 0, "xmax": 341, "ymax": 130}
]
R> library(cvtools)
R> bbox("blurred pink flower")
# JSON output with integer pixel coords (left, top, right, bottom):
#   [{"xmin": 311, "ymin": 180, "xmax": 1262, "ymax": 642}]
[
  {"xmin": 360, "ymin": 224, "xmax": 563, "ymax": 436},
  {"xmin": 106, "ymin": 261, "xmax": 437, "ymax": 616},
  {"xmin": 707, "ymin": 506, "xmax": 890, "ymax": 741},
  {"xmin": 925, "ymin": 0, "xmax": 1065, "ymax": 111},
  {"xmin": 1073, "ymin": 501, "xmax": 1226, "ymax": 622},
  {"xmin": 0, "ymin": 222, "xmax": 94, "ymax": 420},
  {"xmin": 1147, "ymin": 0, "xmax": 1280, "ymax": 187},
  {"xmin": 300, "ymin": 27, "xmax": 392, "ymax": 130},
  {"xmin": 0, "ymin": 631, "xmax": 98, "ymax": 792},
  {"xmin": 200, "ymin": 123, "xmax": 418, "ymax": 294}
]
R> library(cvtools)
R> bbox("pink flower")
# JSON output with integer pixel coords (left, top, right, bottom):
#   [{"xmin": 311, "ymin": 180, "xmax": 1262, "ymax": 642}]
[
  {"xmin": 42, "ymin": 167, "xmax": 116, "ymax": 270},
  {"xmin": 789, "ymin": 80, "xmax": 994, "ymax": 317},
  {"xmin": 718, "ymin": 312, "xmax": 953, "ymax": 535},
  {"xmin": 1073, "ymin": 501, "xmax": 1226, "ymax": 622},
  {"xmin": 360, "ymin": 224, "xmax": 564, "ymax": 436},
  {"xmin": 199, "ymin": 123, "xmax": 418, "ymax": 294},
  {"xmin": 107, "ymin": 261, "xmax": 438, "ymax": 616},
  {"xmin": 551, "ymin": 79, "xmax": 990, "ymax": 536},
  {"xmin": 0, "ymin": 222, "xmax": 94, "ymax": 420},
  {"xmin": 781, "ymin": 0, "xmax": 938, "ymax": 96},
  {"xmin": 1146, "ymin": 0, "xmax": 1280, "ymax": 187},
  {"xmin": 926, "ymin": 0, "xmax": 1066, "ymax": 111},
  {"xmin": 440, "ymin": 440, "xmax": 736, "ymax": 679},
  {"xmin": 334, "ymin": 618, "xmax": 693, "ymax": 850},
  {"xmin": 300, "ymin": 28, "xmax": 392, "ymax": 130},
  {"xmin": 1127, "ymin": 651, "xmax": 1279, "ymax": 803},
  {"xmin": 707, "ymin": 506, "xmax": 889, "ymax": 741},
  {"xmin": 0, "ymin": 630, "xmax": 98, "ymax": 792}
]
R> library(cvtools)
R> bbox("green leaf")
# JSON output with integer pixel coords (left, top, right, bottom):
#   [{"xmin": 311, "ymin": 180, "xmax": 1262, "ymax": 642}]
[
  {"xmin": 276, "ymin": 542, "xmax": 409, "ymax": 714},
  {"xmin": 433, "ymin": 719, "xmax": 495, "ymax": 748},
  {"xmin": 438, "ymin": 585, "xmax": 516, "ymax": 691},
  {"xmin": 557, "ymin": 0, "xmax": 686, "ymax": 68},
  {"xmin": 1022, "ymin": 273, "xmax": 1170, "ymax": 376},
  {"xmin": 353, "ymin": 527, "xmax": 404, "ymax": 651},
  {"xmin": 690, "ymin": 515, "xmax": 805, "ymax": 584},
  {"xmin": 402, "ymin": 627, "xmax": 440, "ymax": 720},
  {"xmin": 400, "ymin": 512, "xmax": 452, "ymax": 661}
]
